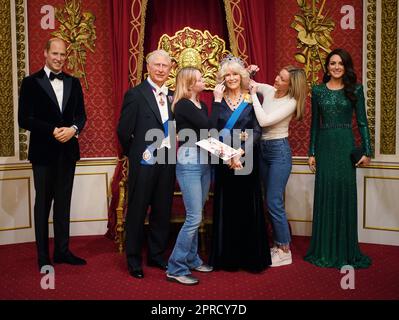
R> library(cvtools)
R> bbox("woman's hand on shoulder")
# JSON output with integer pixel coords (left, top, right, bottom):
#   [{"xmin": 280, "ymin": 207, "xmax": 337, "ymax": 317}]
[{"xmin": 308, "ymin": 156, "xmax": 316, "ymax": 173}]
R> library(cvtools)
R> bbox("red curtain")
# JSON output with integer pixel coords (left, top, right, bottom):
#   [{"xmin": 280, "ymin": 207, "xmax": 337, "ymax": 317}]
[
  {"xmin": 106, "ymin": 0, "xmax": 134, "ymax": 239},
  {"xmin": 143, "ymin": 0, "xmax": 229, "ymax": 52},
  {"xmin": 238, "ymin": 0, "xmax": 276, "ymax": 84}
]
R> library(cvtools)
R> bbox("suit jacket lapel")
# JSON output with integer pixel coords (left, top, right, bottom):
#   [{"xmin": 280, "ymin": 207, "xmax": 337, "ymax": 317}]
[
  {"xmin": 36, "ymin": 69, "xmax": 60, "ymax": 112},
  {"xmin": 141, "ymin": 80, "xmax": 162, "ymax": 125},
  {"xmin": 62, "ymin": 76, "xmax": 72, "ymax": 112}
]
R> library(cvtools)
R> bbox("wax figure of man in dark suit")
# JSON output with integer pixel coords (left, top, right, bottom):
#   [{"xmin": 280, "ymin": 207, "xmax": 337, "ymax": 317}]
[
  {"xmin": 18, "ymin": 38, "xmax": 87, "ymax": 271},
  {"xmin": 117, "ymin": 49, "xmax": 176, "ymax": 279}
]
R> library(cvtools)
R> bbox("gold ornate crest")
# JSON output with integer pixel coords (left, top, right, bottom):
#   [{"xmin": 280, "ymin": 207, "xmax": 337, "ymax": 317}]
[
  {"xmin": 51, "ymin": 0, "xmax": 96, "ymax": 90},
  {"xmin": 157, "ymin": 26, "xmax": 232, "ymax": 90},
  {"xmin": 291, "ymin": 0, "xmax": 335, "ymax": 89}
]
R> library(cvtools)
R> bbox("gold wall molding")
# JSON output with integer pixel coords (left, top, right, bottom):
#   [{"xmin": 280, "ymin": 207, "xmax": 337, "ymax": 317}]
[
  {"xmin": 129, "ymin": 0, "xmax": 148, "ymax": 86},
  {"xmin": 363, "ymin": 176, "xmax": 399, "ymax": 232},
  {"xmin": 365, "ymin": 0, "xmax": 376, "ymax": 156},
  {"xmin": 380, "ymin": 0, "xmax": 397, "ymax": 155},
  {"xmin": 0, "ymin": 0, "xmax": 15, "ymax": 157},
  {"xmin": 49, "ymin": 172, "xmax": 109, "ymax": 223},
  {"xmin": 223, "ymin": 0, "xmax": 248, "ymax": 63},
  {"xmin": 15, "ymin": 0, "xmax": 28, "ymax": 160},
  {"xmin": 0, "ymin": 158, "xmax": 117, "ymax": 172},
  {"xmin": 0, "ymin": 177, "xmax": 32, "ymax": 232}
]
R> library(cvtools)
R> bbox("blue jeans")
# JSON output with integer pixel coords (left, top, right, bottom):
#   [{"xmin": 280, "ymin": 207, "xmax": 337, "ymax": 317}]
[
  {"xmin": 259, "ymin": 138, "xmax": 292, "ymax": 246},
  {"xmin": 167, "ymin": 147, "xmax": 211, "ymax": 276}
]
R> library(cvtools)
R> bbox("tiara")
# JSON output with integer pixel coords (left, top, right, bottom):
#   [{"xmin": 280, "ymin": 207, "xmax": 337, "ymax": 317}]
[{"xmin": 220, "ymin": 54, "xmax": 245, "ymax": 68}]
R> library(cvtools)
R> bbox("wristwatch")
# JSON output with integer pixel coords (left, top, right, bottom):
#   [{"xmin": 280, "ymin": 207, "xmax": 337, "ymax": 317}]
[{"xmin": 71, "ymin": 125, "xmax": 79, "ymax": 137}]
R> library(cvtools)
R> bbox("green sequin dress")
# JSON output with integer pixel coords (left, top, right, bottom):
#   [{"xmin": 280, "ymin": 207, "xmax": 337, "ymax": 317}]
[{"xmin": 304, "ymin": 83, "xmax": 372, "ymax": 269}]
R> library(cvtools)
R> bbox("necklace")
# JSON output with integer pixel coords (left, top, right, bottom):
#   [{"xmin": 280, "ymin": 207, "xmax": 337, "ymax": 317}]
[{"xmin": 225, "ymin": 92, "xmax": 243, "ymax": 110}]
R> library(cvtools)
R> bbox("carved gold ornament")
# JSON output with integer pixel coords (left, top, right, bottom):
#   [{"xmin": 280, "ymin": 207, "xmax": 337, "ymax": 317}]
[
  {"xmin": 0, "ymin": 0, "xmax": 14, "ymax": 157},
  {"xmin": 158, "ymin": 26, "xmax": 232, "ymax": 90},
  {"xmin": 291, "ymin": 0, "xmax": 335, "ymax": 88},
  {"xmin": 51, "ymin": 0, "xmax": 96, "ymax": 90}
]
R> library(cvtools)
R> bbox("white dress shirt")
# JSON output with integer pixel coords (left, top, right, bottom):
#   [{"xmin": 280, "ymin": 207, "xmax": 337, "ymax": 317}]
[
  {"xmin": 44, "ymin": 65, "xmax": 63, "ymax": 112},
  {"xmin": 147, "ymin": 77, "xmax": 171, "ymax": 148},
  {"xmin": 147, "ymin": 77, "xmax": 169, "ymax": 124}
]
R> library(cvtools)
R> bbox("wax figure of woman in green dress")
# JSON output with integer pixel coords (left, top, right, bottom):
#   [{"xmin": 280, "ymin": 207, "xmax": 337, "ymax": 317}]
[{"xmin": 305, "ymin": 48, "xmax": 372, "ymax": 269}]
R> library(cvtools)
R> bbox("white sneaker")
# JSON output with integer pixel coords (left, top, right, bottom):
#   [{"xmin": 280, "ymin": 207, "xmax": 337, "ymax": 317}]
[
  {"xmin": 271, "ymin": 248, "xmax": 292, "ymax": 267},
  {"xmin": 193, "ymin": 264, "xmax": 213, "ymax": 273},
  {"xmin": 166, "ymin": 274, "xmax": 199, "ymax": 285}
]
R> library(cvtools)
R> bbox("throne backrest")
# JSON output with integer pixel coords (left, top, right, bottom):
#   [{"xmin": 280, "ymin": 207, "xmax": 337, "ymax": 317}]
[{"xmin": 156, "ymin": 26, "xmax": 232, "ymax": 90}]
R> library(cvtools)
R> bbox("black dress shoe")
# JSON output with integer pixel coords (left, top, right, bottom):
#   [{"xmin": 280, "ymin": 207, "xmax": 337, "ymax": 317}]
[
  {"xmin": 147, "ymin": 260, "xmax": 168, "ymax": 270},
  {"xmin": 54, "ymin": 252, "xmax": 87, "ymax": 265},
  {"xmin": 128, "ymin": 267, "xmax": 144, "ymax": 279}
]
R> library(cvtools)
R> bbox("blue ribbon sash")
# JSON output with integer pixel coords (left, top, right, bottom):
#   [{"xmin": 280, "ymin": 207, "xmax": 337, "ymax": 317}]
[
  {"xmin": 220, "ymin": 100, "xmax": 248, "ymax": 141},
  {"xmin": 140, "ymin": 120, "xmax": 169, "ymax": 165}
]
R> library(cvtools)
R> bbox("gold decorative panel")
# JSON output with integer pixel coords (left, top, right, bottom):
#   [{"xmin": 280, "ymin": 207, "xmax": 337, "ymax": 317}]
[
  {"xmin": 52, "ymin": 0, "xmax": 97, "ymax": 90},
  {"xmin": 365, "ymin": 0, "xmax": 376, "ymax": 156},
  {"xmin": 129, "ymin": 0, "xmax": 148, "ymax": 86},
  {"xmin": 380, "ymin": 0, "xmax": 397, "ymax": 154},
  {"xmin": 0, "ymin": 0, "xmax": 15, "ymax": 157},
  {"xmin": 223, "ymin": 0, "xmax": 243, "ymax": 59},
  {"xmin": 16, "ymin": 0, "xmax": 28, "ymax": 160},
  {"xmin": 291, "ymin": 0, "xmax": 335, "ymax": 90},
  {"xmin": 158, "ymin": 27, "xmax": 231, "ymax": 90}
]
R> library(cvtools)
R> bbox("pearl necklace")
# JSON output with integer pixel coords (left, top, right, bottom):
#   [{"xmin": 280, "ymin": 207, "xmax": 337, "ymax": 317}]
[{"xmin": 225, "ymin": 92, "xmax": 243, "ymax": 110}]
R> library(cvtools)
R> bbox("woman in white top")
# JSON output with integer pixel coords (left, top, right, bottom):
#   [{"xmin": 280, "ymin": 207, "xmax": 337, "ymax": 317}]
[{"xmin": 248, "ymin": 65, "xmax": 307, "ymax": 267}]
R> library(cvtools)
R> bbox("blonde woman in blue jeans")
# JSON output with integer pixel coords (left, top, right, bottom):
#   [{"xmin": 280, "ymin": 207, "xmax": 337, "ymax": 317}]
[
  {"xmin": 166, "ymin": 67, "xmax": 213, "ymax": 285},
  {"xmin": 248, "ymin": 65, "xmax": 307, "ymax": 267}
]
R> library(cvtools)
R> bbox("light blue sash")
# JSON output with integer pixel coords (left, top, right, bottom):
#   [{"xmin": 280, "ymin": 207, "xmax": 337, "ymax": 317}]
[
  {"xmin": 220, "ymin": 100, "xmax": 248, "ymax": 140},
  {"xmin": 140, "ymin": 120, "xmax": 169, "ymax": 165}
]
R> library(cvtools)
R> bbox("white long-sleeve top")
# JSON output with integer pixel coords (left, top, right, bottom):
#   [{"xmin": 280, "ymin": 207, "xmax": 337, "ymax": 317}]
[{"xmin": 251, "ymin": 83, "xmax": 296, "ymax": 140}]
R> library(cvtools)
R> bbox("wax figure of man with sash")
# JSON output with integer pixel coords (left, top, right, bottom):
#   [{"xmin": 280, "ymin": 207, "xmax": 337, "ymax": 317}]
[{"xmin": 117, "ymin": 49, "xmax": 175, "ymax": 279}]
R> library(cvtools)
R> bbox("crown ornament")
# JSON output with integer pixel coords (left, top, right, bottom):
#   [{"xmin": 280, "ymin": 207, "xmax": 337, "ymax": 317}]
[{"xmin": 220, "ymin": 54, "xmax": 246, "ymax": 68}]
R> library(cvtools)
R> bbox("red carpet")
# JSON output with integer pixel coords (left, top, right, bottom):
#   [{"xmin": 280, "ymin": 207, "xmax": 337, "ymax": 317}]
[{"xmin": 0, "ymin": 235, "xmax": 398, "ymax": 300}]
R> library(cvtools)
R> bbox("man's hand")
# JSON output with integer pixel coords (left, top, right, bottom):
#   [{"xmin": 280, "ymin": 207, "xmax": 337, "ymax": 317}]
[{"xmin": 53, "ymin": 127, "xmax": 76, "ymax": 143}]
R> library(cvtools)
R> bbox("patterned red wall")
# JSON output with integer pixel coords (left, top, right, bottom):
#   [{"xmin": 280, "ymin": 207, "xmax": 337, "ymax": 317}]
[
  {"xmin": 27, "ymin": 0, "xmax": 117, "ymax": 158},
  {"xmin": 275, "ymin": 0, "xmax": 363, "ymax": 156}
]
